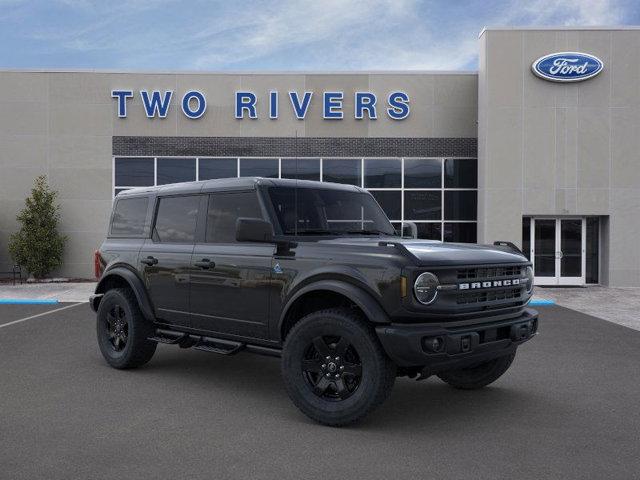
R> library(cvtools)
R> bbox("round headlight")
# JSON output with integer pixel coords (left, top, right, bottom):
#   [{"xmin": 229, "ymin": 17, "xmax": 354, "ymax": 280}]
[
  {"xmin": 525, "ymin": 266, "xmax": 534, "ymax": 294},
  {"xmin": 414, "ymin": 272, "xmax": 439, "ymax": 305}
]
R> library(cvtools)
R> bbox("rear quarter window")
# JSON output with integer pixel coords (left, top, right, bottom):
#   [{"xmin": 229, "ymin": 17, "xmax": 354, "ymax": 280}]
[{"xmin": 110, "ymin": 197, "xmax": 149, "ymax": 236}]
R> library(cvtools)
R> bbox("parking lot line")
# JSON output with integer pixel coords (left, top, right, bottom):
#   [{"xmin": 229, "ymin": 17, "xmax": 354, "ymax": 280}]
[{"xmin": 0, "ymin": 302, "xmax": 84, "ymax": 329}]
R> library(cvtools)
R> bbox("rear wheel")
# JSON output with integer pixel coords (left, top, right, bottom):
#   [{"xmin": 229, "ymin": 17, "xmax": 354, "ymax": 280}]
[
  {"xmin": 437, "ymin": 352, "xmax": 516, "ymax": 390},
  {"xmin": 282, "ymin": 308, "xmax": 396, "ymax": 426},
  {"xmin": 96, "ymin": 288, "xmax": 157, "ymax": 369}
]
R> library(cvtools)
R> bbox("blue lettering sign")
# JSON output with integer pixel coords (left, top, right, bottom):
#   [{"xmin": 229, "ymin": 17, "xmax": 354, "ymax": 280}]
[
  {"xmin": 111, "ymin": 90, "xmax": 133, "ymax": 118},
  {"xmin": 387, "ymin": 91, "xmax": 410, "ymax": 120},
  {"xmin": 355, "ymin": 92, "xmax": 377, "ymax": 120},
  {"xmin": 140, "ymin": 90, "xmax": 173, "ymax": 118},
  {"xmin": 289, "ymin": 91, "xmax": 313, "ymax": 119},
  {"xmin": 235, "ymin": 91, "xmax": 257, "ymax": 119},
  {"xmin": 181, "ymin": 90, "xmax": 206, "ymax": 119},
  {"xmin": 323, "ymin": 92, "xmax": 343, "ymax": 119},
  {"xmin": 269, "ymin": 91, "xmax": 278, "ymax": 119}
]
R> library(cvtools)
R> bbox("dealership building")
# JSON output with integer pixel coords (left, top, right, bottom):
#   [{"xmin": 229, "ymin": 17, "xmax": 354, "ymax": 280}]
[{"xmin": 0, "ymin": 26, "xmax": 639, "ymax": 286}]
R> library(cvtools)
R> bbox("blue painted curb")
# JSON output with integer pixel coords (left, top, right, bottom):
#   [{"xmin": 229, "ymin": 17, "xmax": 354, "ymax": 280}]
[
  {"xmin": 529, "ymin": 299, "xmax": 555, "ymax": 306},
  {"xmin": 0, "ymin": 299, "xmax": 59, "ymax": 305}
]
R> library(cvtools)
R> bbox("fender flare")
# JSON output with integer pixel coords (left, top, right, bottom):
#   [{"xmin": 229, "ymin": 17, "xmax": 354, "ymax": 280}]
[
  {"xmin": 279, "ymin": 279, "xmax": 390, "ymax": 334},
  {"xmin": 95, "ymin": 267, "xmax": 156, "ymax": 322}
]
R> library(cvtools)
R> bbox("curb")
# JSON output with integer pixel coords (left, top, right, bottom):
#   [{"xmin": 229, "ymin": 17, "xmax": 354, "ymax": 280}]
[{"xmin": 0, "ymin": 299, "xmax": 59, "ymax": 305}]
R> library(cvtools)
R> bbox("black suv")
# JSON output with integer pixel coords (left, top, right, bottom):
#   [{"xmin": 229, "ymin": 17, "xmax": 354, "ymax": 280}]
[{"xmin": 91, "ymin": 178, "xmax": 537, "ymax": 426}]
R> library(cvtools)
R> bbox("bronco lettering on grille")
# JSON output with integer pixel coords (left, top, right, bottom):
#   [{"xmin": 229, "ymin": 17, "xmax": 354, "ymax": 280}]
[{"xmin": 459, "ymin": 279, "xmax": 520, "ymax": 290}]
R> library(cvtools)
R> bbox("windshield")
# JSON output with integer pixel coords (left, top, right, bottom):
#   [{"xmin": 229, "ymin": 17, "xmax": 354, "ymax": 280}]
[{"xmin": 267, "ymin": 186, "xmax": 396, "ymax": 236}]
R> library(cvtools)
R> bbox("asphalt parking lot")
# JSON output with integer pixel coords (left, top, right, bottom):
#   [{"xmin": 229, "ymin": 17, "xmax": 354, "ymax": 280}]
[{"xmin": 1, "ymin": 303, "xmax": 639, "ymax": 480}]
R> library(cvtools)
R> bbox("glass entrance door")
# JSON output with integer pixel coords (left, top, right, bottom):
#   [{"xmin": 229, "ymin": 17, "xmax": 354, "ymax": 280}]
[{"xmin": 530, "ymin": 218, "xmax": 586, "ymax": 286}]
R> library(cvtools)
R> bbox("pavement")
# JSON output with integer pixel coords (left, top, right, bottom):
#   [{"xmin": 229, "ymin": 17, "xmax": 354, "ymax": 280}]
[{"xmin": 0, "ymin": 302, "xmax": 638, "ymax": 479}]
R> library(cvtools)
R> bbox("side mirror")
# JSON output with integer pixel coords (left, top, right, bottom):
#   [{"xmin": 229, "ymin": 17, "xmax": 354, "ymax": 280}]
[
  {"xmin": 401, "ymin": 221, "xmax": 418, "ymax": 239},
  {"xmin": 236, "ymin": 217, "xmax": 274, "ymax": 243}
]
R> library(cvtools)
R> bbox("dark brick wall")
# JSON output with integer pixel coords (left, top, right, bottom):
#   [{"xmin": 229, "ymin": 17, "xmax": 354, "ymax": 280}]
[{"xmin": 113, "ymin": 136, "xmax": 477, "ymax": 158}]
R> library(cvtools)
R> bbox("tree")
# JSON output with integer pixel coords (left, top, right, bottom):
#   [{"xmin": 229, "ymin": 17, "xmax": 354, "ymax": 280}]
[{"xmin": 9, "ymin": 175, "xmax": 67, "ymax": 279}]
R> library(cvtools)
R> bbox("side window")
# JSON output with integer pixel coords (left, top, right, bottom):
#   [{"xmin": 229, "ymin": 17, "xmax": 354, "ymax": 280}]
[
  {"xmin": 110, "ymin": 197, "xmax": 148, "ymax": 236},
  {"xmin": 206, "ymin": 192, "xmax": 263, "ymax": 243},
  {"xmin": 153, "ymin": 195, "xmax": 200, "ymax": 243}
]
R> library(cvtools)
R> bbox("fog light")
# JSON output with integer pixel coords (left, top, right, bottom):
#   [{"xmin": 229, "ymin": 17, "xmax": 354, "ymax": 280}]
[{"xmin": 423, "ymin": 336, "xmax": 445, "ymax": 353}]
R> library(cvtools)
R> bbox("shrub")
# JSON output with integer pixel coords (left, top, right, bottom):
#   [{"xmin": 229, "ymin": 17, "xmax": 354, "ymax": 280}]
[{"xmin": 8, "ymin": 175, "xmax": 67, "ymax": 278}]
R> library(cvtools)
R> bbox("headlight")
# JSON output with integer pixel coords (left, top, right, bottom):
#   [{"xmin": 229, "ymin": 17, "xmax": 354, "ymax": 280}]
[
  {"xmin": 525, "ymin": 266, "xmax": 534, "ymax": 294},
  {"xmin": 414, "ymin": 272, "xmax": 439, "ymax": 305}
]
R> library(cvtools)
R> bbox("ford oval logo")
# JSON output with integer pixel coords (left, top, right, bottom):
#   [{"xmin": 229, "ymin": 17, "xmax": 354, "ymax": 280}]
[{"xmin": 532, "ymin": 52, "xmax": 604, "ymax": 82}]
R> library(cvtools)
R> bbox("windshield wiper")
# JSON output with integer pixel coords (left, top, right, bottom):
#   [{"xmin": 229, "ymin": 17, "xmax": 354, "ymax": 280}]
[{"xmin": 285, "ymin": 229, "xmax": 343, "ymax": 236}]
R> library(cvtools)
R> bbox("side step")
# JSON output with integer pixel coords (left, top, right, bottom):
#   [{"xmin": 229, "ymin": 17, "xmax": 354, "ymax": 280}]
[{"xmin": 148, "ymin": 328, "xmax": 281, "ymax": 358}]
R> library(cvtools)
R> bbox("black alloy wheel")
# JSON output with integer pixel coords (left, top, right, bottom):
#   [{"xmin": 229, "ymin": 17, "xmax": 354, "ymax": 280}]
[
  {"xmin": 302, "ymin": 335, "xmax": 363, "ymax": 401},
  {"xmin": 105, "ymin": 304, "xmax": 129, "ymax": 352}
]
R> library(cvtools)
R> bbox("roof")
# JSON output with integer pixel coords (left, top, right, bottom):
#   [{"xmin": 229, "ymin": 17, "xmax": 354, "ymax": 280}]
[{"xmin": 117, "ymin": 177, "xmax": 363, "ymax": 197}]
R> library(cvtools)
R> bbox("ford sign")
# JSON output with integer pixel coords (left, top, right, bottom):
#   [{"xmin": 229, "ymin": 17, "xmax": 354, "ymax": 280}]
[{"xmin": 531, "ymin": 52, "xmax": 603, "ymax": 82}]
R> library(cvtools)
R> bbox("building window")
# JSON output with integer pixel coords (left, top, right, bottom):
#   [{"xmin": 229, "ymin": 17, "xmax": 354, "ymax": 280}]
[
  {"xmin": 322, "ymin": 158, "xmax": 361, "ymax": 186},
  {"xmin": 157, "ymin": 157, "xmax": 196, "ymax": 185},
  {"xmin": 199, "ymin": 158, "xmax": 237, "ymax": 180},
  {"xmin": 114, "ymin": 156, "xmax": 478, "ymax": 243},
  {"xmin": 281, "ymin": 158, "xmax": 320, "ymax": 181},
  {"xmin": 240, "ymin": 158, "xmax": 279, "ymax": 178}
]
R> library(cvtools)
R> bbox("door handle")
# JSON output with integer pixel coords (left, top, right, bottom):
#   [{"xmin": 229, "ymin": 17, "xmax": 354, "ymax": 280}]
[
  {"xmin": 194, "ymin": 259, "xmax": 214, "ymax": 269},
  {"xmin": 141, "ymin": 256, "xmax": 158, "ymax": 266}
]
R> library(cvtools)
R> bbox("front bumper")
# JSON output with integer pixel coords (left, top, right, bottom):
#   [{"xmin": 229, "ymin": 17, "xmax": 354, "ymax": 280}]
[{"xmin": 376, "ymin": 308, "xmax": 538, "ymax": 371}]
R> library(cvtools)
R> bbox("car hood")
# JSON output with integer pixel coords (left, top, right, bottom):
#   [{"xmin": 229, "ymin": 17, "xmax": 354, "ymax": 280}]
[{"xmin": 314, "ymin": 237, "xmax": 528, "ymax": 266}]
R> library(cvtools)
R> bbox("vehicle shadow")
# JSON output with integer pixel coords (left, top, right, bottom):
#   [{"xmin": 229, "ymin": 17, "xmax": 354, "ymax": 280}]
[{"xmin": 131, "ymin": 346, "xmax": 560, "ymax": 433}]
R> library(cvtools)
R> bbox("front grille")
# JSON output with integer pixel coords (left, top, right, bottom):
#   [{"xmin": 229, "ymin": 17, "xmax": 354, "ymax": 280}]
[
  {"xmin": 457, "ymin": 286, "xmax": 524, "ymax": 305},
  {"xmin": 457, "ymin": 266, "xmax": 523, "ymax": 281}
]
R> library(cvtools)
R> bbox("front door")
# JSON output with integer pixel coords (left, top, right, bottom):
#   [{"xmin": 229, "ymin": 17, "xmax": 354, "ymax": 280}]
[
  {"xmin": 530, "ymin": 218, "xmax": 585, "ymax": 286},
  {"xmin": 189, "ymin": 191, "xmax": 273, "ymax": 339}
]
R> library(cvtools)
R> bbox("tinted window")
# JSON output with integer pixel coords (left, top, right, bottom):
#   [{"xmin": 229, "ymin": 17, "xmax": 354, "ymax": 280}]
[
  {"xmin": 199, "ymin": 158, "xmax": 237, "ymax": 180},
  {"xmin": 281, "ymin": 158, "xmax": 320, "ymax": 181},
  {"xmin": 404, "ymin": 159, "xmax": 441, "ymax": 188},
  {"xmin": 444, "ymin": 191, "xmax": 477, "ymax": 220},
  {"xmin": 110, "ymin": 197, "xmax": 148, "ymax": 236},
  {"xmin": 268, "ymin": 187, "xmax": 394, "ymax": 236},
  {"xmin": 364, "ymin": 158, "xmax": 401, "ymax": 188},
  {"xmin": 444, "ymin": 159, "xmax": 477, "ymax": 188},
  {"xmin": 154, "ymin": 195, "xmax": 200, "ymax": 243},
  {"xmin": 322, "ymin": 159, "xmax": 361, "ymax": 186},
  {"xmin": 444, "ymin": 223, "xmax": 477, "ymax": 243},
  {"xmin": 157, "ymin": 158, "xmax": 196, "ymax": 185},
  {"xmin": 115, "ymin": 158, "xmax": 154, "ymax": 187},
  {"xmin": 404, "ymin": 191, "xmax": 441, "ymax": 220},
  {"xmin": 370, "ymin": 191, "xmax": 401, "ymax": 220},
  {"xmin": 240, "ymin": 158, "xmax": 279, "ymax": 178},
  {"xmin": 206, "ymin": 192, "xmax": 263, "ymax": 243}
]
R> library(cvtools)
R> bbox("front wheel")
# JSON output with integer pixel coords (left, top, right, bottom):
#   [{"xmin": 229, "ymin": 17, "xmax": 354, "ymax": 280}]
[
  {"xmin": 437, "ymin": 352, "xmax": 516, "ymax": 390},
  {"xmin": 281, "ymin": 308, "xmax": 396, "ymax": 426}
]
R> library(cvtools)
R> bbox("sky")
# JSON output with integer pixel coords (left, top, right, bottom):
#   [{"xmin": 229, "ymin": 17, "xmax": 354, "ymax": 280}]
[{"xmin": 0, "ymin": 0, "xmax": 638, "ymax": 71}]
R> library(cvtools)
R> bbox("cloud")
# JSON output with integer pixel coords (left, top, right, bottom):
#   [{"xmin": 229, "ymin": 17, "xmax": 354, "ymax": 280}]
[{"xmin": 3, "ymin": 0, "xmax": 634, "ymax": 70}]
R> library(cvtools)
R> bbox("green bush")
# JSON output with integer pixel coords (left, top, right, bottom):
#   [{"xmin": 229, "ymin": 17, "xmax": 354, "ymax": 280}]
[{"xmin": 9, "ymin": 175, "xmax": 67, "ymax": 279}]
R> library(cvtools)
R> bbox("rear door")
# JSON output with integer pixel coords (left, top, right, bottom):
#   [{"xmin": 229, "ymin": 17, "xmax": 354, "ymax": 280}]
[
  {"xmin": 139, "ymin": 194, "xmax": 202, "ymax": 327},
  {"xmin": 189, "ymin": 190, "xmax": 274, "ymax": 339}
]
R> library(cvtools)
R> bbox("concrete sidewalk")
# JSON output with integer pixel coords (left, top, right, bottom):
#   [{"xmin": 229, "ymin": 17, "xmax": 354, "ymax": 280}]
[
  {"xmin": 534, "ymin": 286, "xmax": 640, "ymax": 331},
  {"xmin": 0, "ymin": 282, "xmax": 96, "ymax": 303}
]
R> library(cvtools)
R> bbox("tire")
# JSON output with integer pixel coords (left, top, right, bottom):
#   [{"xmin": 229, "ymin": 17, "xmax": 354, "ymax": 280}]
[
  {"xmin": 281, "ymin": 308, "xmax": 396, "ymax": 426},
  {"xmin": 437, "ymin": 352, "xmax": 516, "ymax": 390},
  {"xmin": 96, "ymin": 288, "xmax": 157, "ymax": 369}
]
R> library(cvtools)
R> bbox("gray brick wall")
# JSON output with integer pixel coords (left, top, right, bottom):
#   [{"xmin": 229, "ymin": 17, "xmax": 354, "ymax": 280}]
[{"xmin": 113, "ymin": 136, "xmax": 477, "ymax": 158}]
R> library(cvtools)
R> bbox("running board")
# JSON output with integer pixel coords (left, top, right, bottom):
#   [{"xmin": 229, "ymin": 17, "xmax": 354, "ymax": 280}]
[{"xmin": 148, "ymin": 328, "xmax": 281, "ymax": 358}]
